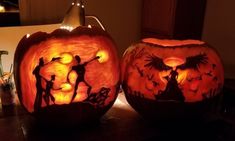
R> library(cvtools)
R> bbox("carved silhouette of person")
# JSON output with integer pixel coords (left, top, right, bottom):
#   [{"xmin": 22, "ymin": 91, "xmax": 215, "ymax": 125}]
[
  {"xmin": 145, "ymin": 53, "xmax": 208, "ymax": 102},
  {"xmin": 68, "ymin": 55, "xmax": 99, "ymax": 103},
  {"xmin": 43, "ymin": 75, "xmax": 57, "ymax": 106},
  {"xmin": 156, "ymin": 69, "xmax": 185, "ymax": 102},
  {"xmin": 33, "ymin": 57, "xmax": 44, "ymax": 111}
]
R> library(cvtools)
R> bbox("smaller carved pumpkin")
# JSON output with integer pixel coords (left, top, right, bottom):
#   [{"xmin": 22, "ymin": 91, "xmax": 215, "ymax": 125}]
[{"xmin": 121, "ymin": 38, "xmax": 224, "ymax": 120}]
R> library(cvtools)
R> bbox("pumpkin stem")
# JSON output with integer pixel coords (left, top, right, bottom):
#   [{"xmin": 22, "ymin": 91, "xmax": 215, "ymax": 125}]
[{"xmin": 60, "ymin": 0, "xmax": 85, "ymax": 31}]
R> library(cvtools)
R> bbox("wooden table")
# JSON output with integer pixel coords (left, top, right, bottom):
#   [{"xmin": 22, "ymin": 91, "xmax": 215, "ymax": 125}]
[{"xmin": 0, "ymin": 88, "xmax": 235, "ymax": 141}]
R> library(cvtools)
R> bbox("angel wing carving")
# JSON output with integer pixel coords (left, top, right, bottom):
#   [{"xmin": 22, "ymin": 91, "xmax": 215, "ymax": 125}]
[
  {"xmin": 144, "ymin": 54, "xmax": 172, "ymax": 71},
  {"xmin": 176, "ymin": 53, "xmax": 208, "ymax": 71}
]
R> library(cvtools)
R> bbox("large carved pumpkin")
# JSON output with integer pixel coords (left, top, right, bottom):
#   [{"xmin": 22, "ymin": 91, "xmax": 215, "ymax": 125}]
[
  {"xmin": 121, "ymin": 38, "xmax": 224, "ymax": 120},
  {"xmin": 14, "ymin": 25, "xmax": 119, "ymax": 125}
]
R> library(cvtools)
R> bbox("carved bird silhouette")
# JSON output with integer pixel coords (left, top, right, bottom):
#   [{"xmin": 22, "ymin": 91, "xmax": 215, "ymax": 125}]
[
  {"xmin": 144, "ymin": 54, "xmax": 172, "ymax": 71},
  {"xmin": 144, "ymin": 53, "xmax": 208, "ymax": 71}
]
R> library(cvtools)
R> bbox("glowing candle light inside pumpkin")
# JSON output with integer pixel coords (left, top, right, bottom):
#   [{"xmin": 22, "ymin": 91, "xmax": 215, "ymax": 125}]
[
  {"xmin": 164, "ymin": 57, "xmax": 185, "ymax": 68},
  {"xmin": 54, "ymin": 93, "xmax": 71, "ymax": 104},
  {"xmin": 96, "ymin": 50, "xmax": 109, "ymax": 63},
  {"xmin": 159, "ymin": 57, "xmax": 188, "ymax": 84},
  {"xmin": 60, "ymin": 53, "xmax": 73, "ymax": 64},
  {"xmin": 61, "ymin": 83, "xmax": 72, "ymax": 91},
  {"xmin": 177, "ymin": 70, "xmax": 188, "ymax": 84},
  {"xmin": 159, "ymin": 70, "xmax": 188, "ymax": 84},
  {"xmin": 68, "ymin": 71, "xmax": 77, "ymax": 84}
]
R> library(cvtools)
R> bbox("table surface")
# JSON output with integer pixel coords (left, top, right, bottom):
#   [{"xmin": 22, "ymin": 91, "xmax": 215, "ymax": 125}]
[{"xmin": 1, "ymin": 80, "xmax": 235, "ymax": 141}]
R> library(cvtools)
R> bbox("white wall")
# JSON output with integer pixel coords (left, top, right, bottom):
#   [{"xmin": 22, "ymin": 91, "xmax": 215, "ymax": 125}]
[
  {"xmin": 202, "ymin": 0, "xmax": 235, "ymax": 78},
  {"xmin": 0, "ymin": 24, "xmax": 60, "ymax": 72}
]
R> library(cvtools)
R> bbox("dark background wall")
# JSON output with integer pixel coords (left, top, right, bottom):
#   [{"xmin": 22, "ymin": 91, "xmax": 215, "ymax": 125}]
[{"xmin": 202, "ymin": 0, "xmax": 235, "ymax": 78}]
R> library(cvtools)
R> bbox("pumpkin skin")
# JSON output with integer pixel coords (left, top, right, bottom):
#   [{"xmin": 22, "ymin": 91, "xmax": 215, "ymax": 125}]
[
  {"xmin": 14, "ymin": 26, "xmax": 120, "ymax": 125},
  {"xmin": 121, "ymin": 38, "xmax": 224, "ymax": 120}
]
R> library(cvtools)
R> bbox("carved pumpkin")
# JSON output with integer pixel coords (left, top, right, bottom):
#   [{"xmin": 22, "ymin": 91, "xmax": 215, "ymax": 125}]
[
  {"xmin": 14, "ymin": 1, "xmax": 119, "ymax": 125},
  {"xmin": 121, "ymin": 38, "xmax": 224, "ymax": 120}
]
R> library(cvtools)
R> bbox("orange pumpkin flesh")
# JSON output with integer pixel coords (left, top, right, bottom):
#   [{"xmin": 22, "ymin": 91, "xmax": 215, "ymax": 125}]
[
  {"xmin": 14, "ymin": 26, "xmax": 120, "ymax": 124},
  {"xmin": 121, "ymin": 38, "xmax": 224, "ymax": 120}
]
